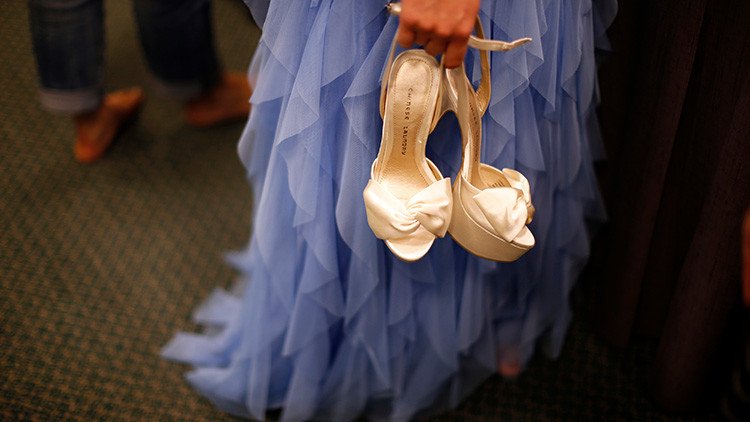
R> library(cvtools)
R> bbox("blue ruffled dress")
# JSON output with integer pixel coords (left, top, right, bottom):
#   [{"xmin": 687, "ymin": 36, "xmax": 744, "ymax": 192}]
[{"xmin": 162, "ymin": 1, "xmax": 616, "ymax": 420}]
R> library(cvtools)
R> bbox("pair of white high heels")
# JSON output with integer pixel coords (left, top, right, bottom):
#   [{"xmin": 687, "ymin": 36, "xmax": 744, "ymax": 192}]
[{"xmin": 364, "ymin": 4, "xmax": 535, "ymax": 262}]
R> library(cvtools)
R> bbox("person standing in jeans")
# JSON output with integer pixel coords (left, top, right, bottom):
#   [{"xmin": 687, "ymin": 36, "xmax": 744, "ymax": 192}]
[{"xmin": 28, "ymin": 0, "xmax": 252, "ymax": 163}]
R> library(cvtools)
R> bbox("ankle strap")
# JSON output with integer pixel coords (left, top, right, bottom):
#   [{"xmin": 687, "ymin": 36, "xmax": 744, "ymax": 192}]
[{"xmin": 466, "ymin": 14, "xmax": 532, "ymax": 115}]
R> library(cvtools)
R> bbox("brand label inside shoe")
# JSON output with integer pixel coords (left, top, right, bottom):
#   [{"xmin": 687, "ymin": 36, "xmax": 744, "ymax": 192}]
[
  {"xmin": 401, "ymin": 87, "xmax": 413, "ymax": 155},
  {"xmin": 381, "ymin": 57, "xmax": 437, "ymax": 199}
]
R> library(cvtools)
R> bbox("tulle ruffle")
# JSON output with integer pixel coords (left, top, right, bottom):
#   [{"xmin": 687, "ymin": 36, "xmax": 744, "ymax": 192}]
[{"xmin": 163, "ymin": 1, "xmax": 616, "ymax": 420}]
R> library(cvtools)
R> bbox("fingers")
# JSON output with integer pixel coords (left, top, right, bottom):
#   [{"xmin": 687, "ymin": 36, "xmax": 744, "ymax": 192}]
[
  {"xmin": 443, "ymin": 40, "xmax": 469, "ymax": 69},
  {"xmin": 414, "ymin": 30, "xmax": 431, "ymax": 47},
  {"xmin": 397, "ymin": 23, "xmax": 465, "ymax": 62},
  {"xmin": 397, "ymin": 28, "xmax": 470, "ymax": 69},
  {"xmin": 397, "ymin": 25, "xmax": 416, "ymax": 49},
  {"xmin": 424, "ymin": 38, "xmax": 447, "ymax": 57}
]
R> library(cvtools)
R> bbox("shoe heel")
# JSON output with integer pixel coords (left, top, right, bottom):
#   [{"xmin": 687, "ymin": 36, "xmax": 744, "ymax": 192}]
[{"xmin": 436, "ymin": 17, "xmax": 534, "ymax": 262}]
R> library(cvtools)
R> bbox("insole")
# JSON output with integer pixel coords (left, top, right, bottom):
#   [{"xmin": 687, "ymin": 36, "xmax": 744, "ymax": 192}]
[{"xmin": 380, "ymin": 54, "xmax": 439, "ymax": 201}]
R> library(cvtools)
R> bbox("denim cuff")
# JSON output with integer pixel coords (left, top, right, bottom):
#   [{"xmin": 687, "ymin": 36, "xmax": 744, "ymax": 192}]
[{"xmin": 38, "ymin": 87, "xmax": 101, "ymax": 115}]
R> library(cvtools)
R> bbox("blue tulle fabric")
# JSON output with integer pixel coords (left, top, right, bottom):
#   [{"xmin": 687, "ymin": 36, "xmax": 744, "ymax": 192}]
[{"xmin": 162, "ymin": 1, "xmax": 617, "ymax": 420}]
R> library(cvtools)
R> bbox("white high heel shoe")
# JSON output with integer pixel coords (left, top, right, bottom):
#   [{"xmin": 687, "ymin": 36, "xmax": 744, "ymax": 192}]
[
  {"xmin": 441, "ymin": 19, "xmax": 536, "ymax": 262},
  {"xmin": 363, "ymin": 33, "xmax": 451, "ymax": 262}
]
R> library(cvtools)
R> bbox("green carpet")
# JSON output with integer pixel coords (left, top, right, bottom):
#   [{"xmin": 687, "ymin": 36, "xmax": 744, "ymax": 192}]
[{"xmin": 0, "ymin": 1, "xmax": 715, "ymax": 420}]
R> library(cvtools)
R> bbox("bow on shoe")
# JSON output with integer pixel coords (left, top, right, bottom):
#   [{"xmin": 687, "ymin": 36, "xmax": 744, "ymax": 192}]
[
  {"xmin": 473, "ymin": 171, "xmax": 534, "ymax": 243},
  {"xmin": 501, "ymin": 168, "xmax": 535, "ymax": 223},
  {"xmin": 364, "ymin": 178, "xmax": 452, "ymax": 241}
]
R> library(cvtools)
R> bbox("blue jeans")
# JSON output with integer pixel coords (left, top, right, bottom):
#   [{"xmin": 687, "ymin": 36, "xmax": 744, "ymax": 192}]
[{"xmin": 29, "ymin": 0, "xmax": 222, "ymax": 114}]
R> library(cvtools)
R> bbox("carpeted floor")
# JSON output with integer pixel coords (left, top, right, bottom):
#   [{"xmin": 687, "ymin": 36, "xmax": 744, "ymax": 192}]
[{"xmin": 0, "ymin": 1, "xmax": 718, "ymax": 420}]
